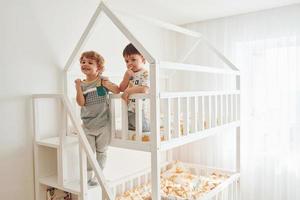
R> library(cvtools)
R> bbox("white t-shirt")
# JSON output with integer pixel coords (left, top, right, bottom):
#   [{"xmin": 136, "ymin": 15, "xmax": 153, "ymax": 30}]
[{"xmin": 127, "ymin": 68, "xmax": 149, "ymax": 112}]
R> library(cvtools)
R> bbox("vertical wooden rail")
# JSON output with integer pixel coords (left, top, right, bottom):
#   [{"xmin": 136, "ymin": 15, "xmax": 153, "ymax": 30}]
[
  {"xmin": 150, "ymin": 62, "xmax": 161, "ymax": 200},
  {"xmin": 220, "ymin": 94, "xmax": 223, "ymax": 125},
  {"xmin": 128, "ymin": 181, "xmax": 133, "ymax": 194},
  {"xmin": 235, "ymin": 94, "xmax": 238, "ymax": 121},
  {"xmin": 230, "ymin": 183, "xmax": 234, "ymax": 200},
  {"xmin": 79, "ymin": 144, "xmax": 88, "ymax": 200},
  {"xmin": 164, "ymin": 98, "xmax": 171, "ymax": 140},
  {"xmin": 199, "ymin": 96, "xmax": 205, "ymax": 130},
  {"xmin": 225, "ymin": 94, "xmax": 229, "ymax": 124},
  {"xmin": 58, "ymin": 98, "xmax": 67, "ymax": 186},
  {"xmin": 183, "ymin": 97, "xmax": 189, "ymax": 135},
  {"xmin": 230, "ymin": 94, "xmax": 234, "ymax": 122},
  {"xmin": 174, "ymin": 97, "xmax": 181, "ymax": 137},
  {"xmin": 234, "ymin": 180, "xmax": 238, "ymax": 200},
  {"xmin": 190, "ymin": 96, "xmax": 198, "ymax": 133},
  {"xmin": 236, "ymin": 75, "xmax": 241, "ymax": 200},
  {"xmin": 216, "ymin": 95, "xmax": 219, "ymax": 126},
  {"xmin": 204, "ymin": 96, "xmax": 208, "ymax": 129},
  {"xmin": 223, "ymin": 186, "xmax": 227, "ymax": 200},
  {"xmin": 212, "ymin": 95, "xmax": 217, "ymax": 127},
  {"xmin": 233, "ymin": 94, "xmax": 236, "ymax": 121},
  {"xmin": 219, "ymin": 95, "xmax": 222, "ymax": 126},
  {"xmin": 222, "ymin": 94, "xmax": 226, "ymax": 124},
  {"xmin": 237, "ymin": 94, "xmax": 240, "ymax": 120},
  {"xmin": 32, "ymin": 98, "xmax": 40, "ymax": 200},
  {"xmin": 208, "ymin": 95, "xmax": 211, "ymax": 128},
  {"xmin": 121, "ymin": 101, "xmax": 128, "ymax": 140},
  {"xmin": 135, "ymin": 98, "xmax": 142, "ymax": 141},
  {"xmin": 227, "ymin": 94, "xmax": 231, "ymax": 122},
  {"xmin": 137, "ymin": 176, "xmax": 141, "ymax": 187},
  {"xmin": 163, "ymin": 99, "xmax": 173, "ymax": 161},
  {"xmin": 110, "ymin": 98, "xmax": 116, "ymax": 141}
]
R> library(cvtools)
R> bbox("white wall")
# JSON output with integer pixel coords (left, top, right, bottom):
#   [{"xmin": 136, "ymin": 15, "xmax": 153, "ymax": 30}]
[{"xmin": 0, "ymin": 0, "xmax": 103, "ymax": 199}]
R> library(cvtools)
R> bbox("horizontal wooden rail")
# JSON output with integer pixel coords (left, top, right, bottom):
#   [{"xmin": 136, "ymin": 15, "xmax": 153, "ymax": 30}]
[
  {"xmin": 110, "ymin": 93, "xmax": 150, "ymax": 99},
  {"xmin": 160, "ymin": 61, "xmax": 240, "ymax": 74},
  {"xmin": 160, "ymin": 90, "xmax": 240, "ymax": 98}
]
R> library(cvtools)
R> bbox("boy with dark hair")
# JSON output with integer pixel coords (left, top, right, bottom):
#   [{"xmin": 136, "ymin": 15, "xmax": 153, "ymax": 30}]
[{"xmin": 119, "ymin": 43, "xmax": 150, "ymax": 132}]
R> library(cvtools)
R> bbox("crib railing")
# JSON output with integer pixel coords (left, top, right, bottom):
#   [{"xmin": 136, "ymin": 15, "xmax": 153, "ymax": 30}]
[
  {"xmin": 160, "ymin": 90, "xmax": 240, "ymax": 136},
  {"xmin": 109, "ymin": 161, "xmax": 240, "ymax": 200},
  {"xmin": 109, "ymin": 90, "xmax": 240, "ymax": 150},
  {"xmin": 110, "ymin": 93, "xmax": 150, "ymax": 141}
]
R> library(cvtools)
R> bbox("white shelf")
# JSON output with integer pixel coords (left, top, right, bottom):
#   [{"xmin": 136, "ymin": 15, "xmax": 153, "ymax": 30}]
[
  {"xmin": 40, "ymin": 175, "xmax": 80, "ymax": 195},
  {"xmin": 39, "ymin": 175, "xmax": 100, "ymax": 195},
  {"xmin": 36, "ymin": 136, "xmax": 78, "ymax": 148}
]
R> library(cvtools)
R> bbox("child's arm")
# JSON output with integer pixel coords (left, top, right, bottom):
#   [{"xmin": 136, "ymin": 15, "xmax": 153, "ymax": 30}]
[
  {"xmin": 119, "ymin": 69, "xmax": 134, "ymax": 92},
  {"xmin": 102, "ymin": 80, "xmax": 120, "ymax": 94},
  {"xmin": 124, "ymin": 85, "xmax": 149, "ymax": 94},
  {"xmin": 122, "ymin": 85, "xmax": 149, "ymax": 103},
  {"xmin": 75, "ymin": 79, "xmax": 85, "ymax": 106}
]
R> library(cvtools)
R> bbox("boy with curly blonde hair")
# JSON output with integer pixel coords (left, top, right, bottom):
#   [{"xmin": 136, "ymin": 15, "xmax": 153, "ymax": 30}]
[{"xmin": 75, "ymin": 51, "xmax": 119, "ymax": 185}]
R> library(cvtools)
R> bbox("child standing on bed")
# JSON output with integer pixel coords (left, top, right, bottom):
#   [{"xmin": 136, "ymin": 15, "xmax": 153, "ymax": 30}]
[
  {"xmin": 119, "ymin": 43, "xmax": 150, "ymax": 132},
  {"xmin": 75, "ymin": 51, "xmax": 120, "ymax": 185}
]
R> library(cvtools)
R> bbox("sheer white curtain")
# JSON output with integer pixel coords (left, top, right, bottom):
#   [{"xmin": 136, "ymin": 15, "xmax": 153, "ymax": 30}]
[{"xmin": 174, "ymin": 4, "xmax": 300, "ymax": 200}]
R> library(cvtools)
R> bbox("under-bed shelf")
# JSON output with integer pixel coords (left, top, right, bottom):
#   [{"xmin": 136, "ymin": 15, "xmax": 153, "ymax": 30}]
[
  {"xmin": 36, "ymin": 136, "xmax": 78, "ymax": 148},
  {"xmin": 39, "ymin": 175, "xmax": 81, "ymax": 194},
  {"xmin": 39, "ymin": 175, "xmax": 100, "ymax": 195}
]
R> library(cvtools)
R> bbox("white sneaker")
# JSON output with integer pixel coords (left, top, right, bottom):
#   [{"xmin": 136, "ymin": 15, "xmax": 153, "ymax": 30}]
[{"xmin": 88, "ymin": 177, "xmax": 98, "ymax": 186}]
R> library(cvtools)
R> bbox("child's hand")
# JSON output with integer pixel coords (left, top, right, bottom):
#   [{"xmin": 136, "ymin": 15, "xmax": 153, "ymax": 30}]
[
  {"xmin": 121, "ymin": 91, "xmax": 130, "ymax": 104},
  {"xmin": 124, "ymin": 69, "xmax": 134, "ymax": 80},
  {"xmin": 75, "ymin": 79, "xmax": 82, "ymax": 90}
]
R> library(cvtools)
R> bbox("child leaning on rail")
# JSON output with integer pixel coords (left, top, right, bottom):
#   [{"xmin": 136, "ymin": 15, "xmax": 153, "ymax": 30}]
[
  {"xmin": 119, "ymin": 43, "xmax": 150, "ymax": 132},
  {"xmin": 75, "ymin": 51, "xmax": 120, "ymax": 185}
]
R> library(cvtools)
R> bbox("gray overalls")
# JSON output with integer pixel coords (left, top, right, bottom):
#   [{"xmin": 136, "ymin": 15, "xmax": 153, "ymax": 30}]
[{"xmin": 80, "ymin": 76, "xmax": 111, "ymax": 171}]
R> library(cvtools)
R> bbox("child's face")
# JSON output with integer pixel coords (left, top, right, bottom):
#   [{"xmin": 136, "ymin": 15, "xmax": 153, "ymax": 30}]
[
  {"xmin": 124, "ymin": 54, "xmax": 145, "ymax": 72},
  {"xmin": 80, "ymin": 57, "xmax": 101, "ymax": 76}
]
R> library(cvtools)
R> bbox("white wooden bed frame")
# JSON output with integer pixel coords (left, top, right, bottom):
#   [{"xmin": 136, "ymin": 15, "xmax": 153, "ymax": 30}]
[{"xmin": 32, "ymin": 1, "xmax": 240, "ymax": 200}]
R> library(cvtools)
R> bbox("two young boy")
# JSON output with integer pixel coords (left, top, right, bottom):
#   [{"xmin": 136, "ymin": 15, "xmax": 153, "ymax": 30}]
[{"xmin": 75, "ymin": 43, "xmax": 149, "ymax": 184}]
